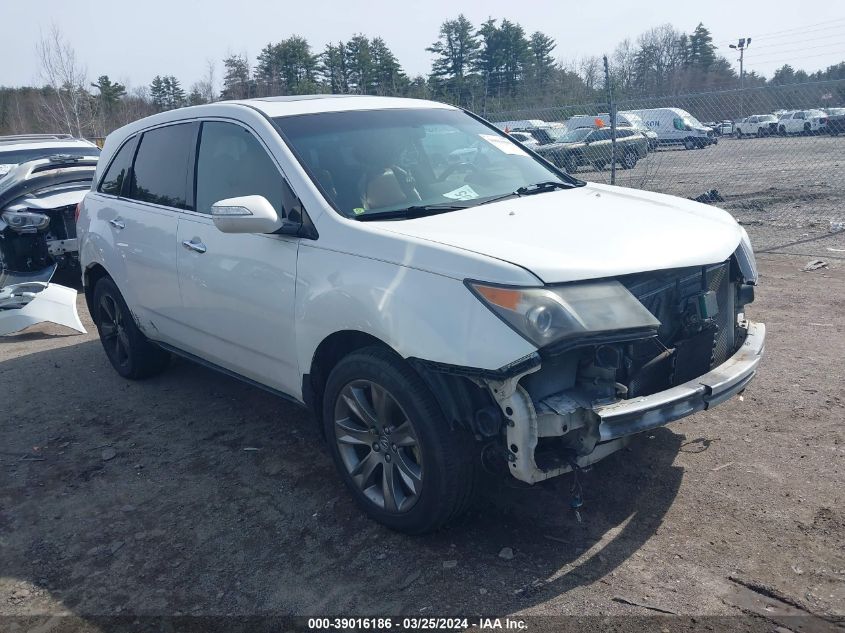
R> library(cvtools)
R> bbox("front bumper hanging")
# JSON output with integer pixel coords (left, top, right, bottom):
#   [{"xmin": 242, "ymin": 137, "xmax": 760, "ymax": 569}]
[{"xmin": 489, "ymin": 322, "xmax": 765, "ymax": 484}]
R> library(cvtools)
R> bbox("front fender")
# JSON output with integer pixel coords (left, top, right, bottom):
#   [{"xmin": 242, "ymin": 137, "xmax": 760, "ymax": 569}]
[{"xmin": 294, "ymin": 246, "xmax": 536, "ymax": 377}]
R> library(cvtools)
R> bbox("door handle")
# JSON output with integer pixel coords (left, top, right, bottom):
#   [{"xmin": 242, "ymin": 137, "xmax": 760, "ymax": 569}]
[
  {"xmin": 109, "ymin": 218, "xmax": 125, "ymax": 229},
  {"xmin": 182, "ymin": 239, "xmax": 207, "ymax": 254}
]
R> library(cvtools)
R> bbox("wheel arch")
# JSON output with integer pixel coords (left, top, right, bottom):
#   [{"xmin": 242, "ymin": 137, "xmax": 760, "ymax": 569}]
[
  {"xmin": 83, "ymin": 262, "xmax": 111, "ymax": 324},
  {"xmin": 304, "ymin": 330, "xmax": 396, "ymax": 420}
]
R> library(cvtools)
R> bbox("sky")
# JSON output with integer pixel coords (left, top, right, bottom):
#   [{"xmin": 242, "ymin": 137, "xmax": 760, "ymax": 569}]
[{"xmin": 2, "ymin": 0, "xmax": 844, "ymax": 91}]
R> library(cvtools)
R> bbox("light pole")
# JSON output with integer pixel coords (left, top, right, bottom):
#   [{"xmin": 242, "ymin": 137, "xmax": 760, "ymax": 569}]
[{"xmin": 730, "ymin": 37, "xmax": 751, "ymax": 117}]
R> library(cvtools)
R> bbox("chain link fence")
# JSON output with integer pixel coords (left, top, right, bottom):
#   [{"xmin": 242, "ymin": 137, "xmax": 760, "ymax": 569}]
[{"xmin": 483, "ymin": 79, "xmax": 845, "ymax": 254}]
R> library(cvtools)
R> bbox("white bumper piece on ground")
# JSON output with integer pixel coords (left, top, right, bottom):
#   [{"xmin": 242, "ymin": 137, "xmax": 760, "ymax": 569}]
[{"xmin": 0, "ymin": 282, "xmax": 86, "ymax": 336}]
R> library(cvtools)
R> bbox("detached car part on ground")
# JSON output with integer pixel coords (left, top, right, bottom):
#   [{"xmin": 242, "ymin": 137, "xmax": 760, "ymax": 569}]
[
  {"xmin": 78, "ymin": 96, "xmax": 764, "ymax": 534},
  {"xmin": 0, "ymin": 155, "xmax": 95, "ymax": 335}
]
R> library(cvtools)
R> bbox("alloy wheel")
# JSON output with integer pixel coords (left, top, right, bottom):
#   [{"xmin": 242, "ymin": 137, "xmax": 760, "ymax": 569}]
[
  {"xmin": 98, "ymin": 293, "xmax": 130, "ymax": 368},
  {"xmin": 333, "ymin": 380, "xmax": 424, "ymax": 513}
]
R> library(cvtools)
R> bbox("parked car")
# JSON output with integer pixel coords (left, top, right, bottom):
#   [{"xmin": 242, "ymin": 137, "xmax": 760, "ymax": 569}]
[
  {"xmin": 735, "ymin": 114, "xmax": 778, "ymax": 137},
  {"xmin": 777, "ymin": 109, "xmax": 828, "ymax": 135},
  {"xmin": 707, "ymin": 120, "xmax": 734, "ymax": 136},
  {"xmin": 78, "ymin": 95, "xmax": 764, "ymax": 533},
  {"xmin": 620, "ymin": 108, "xmax": 716, "ymax": 149},
  {"xmin": 0, "ymin": 154, "xmax": 95, "ymax": 335},
  {"xmin": 508, "ymin": 131, "xmax": 540, "ymax": 149},
  {"xmin": 534, "ymin": 126, "xmax": 648, "ymax": 172},
  {"xmin": 0, "ymin": 134, "xmax": 100, "ymax": 180},
  {"xmin": 823, "ymin": 108, "xmax": 845, "ymax": 135},
  {"xmin": 0, "ymin": 134, "xmax": 100, "ymax": 272},
  {"xmin": 567, "ymin": 113, "xmax": 659, "ymax": 151}
]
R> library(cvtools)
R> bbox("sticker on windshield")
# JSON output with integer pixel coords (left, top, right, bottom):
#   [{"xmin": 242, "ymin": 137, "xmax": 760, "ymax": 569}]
[
  {"xmin": 442, "ymin": 185, "xmax": 480, "ymax": 201},
  {"xmin": 479, "ymin": 134, "xmax": 528, "ymax": 156}
]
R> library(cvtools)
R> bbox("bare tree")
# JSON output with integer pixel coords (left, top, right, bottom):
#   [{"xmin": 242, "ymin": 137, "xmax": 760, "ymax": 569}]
[
  {"xmin": 201, "ymin": 59, "xmax": 217, "ymax": 103},
  {"xmin": 36, "ymin": 25, "xmax": 91, "ymax": 136}
]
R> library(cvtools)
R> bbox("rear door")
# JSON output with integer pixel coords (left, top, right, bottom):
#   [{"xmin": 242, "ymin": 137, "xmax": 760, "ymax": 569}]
[
  {"xmin": 114, "ymin": 121, "xmax": 197, "ymax": 341},
  {"xmin": 174, "ymin": 119, "xmax": 301, "ymax": 395}
]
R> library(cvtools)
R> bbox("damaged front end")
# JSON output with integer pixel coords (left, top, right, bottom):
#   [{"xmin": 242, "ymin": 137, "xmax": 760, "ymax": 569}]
[
  {"xmin": 0, "ymin": 157, "xmax": 94, "ymax": 336},
  {"xmin": 414, "ymin": 249, "xmax": 764, "ymax": 484}
]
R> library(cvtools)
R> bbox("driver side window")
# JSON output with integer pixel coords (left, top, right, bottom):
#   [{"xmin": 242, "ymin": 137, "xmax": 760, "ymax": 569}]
[{"xmin": 195, "ymin": 121, "xmax": 286, "ymax": 215}]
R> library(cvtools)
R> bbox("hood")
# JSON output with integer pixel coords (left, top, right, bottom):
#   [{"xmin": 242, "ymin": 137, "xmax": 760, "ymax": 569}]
[
  {"xmin": 0, "ymin": 158, "xmax": 97, "ymax": 210},
  {"xmin": 373, "ymin": 183, "xmax": 743, "ymax": 284}
]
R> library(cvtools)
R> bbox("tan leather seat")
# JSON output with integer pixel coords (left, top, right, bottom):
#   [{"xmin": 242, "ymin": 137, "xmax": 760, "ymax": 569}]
[{"xmin": 362, "ymin": 168, "xmax": 409, "ymax": 209}]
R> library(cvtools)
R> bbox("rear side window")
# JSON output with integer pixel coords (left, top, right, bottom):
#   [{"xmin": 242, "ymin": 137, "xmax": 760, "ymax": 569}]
[
  {"xmin": 194, "ymin": 121, "xmax": 285, "ymax": 215},
  {"xmin": 98, "ymin": 138, "xmax": 136, "ymax": 195},
  {"xmin": 127, "ymin": 123, "xmax": 195, "ymax": 209}
]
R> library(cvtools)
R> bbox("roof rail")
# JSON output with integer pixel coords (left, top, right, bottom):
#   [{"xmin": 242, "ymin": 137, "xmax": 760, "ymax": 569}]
[{"xmin": 0, "ymin": 133, "xmax": 76, "ymax": 143}]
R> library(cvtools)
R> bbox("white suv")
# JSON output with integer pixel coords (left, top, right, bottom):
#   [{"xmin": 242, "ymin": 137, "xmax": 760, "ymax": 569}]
[
  {"xmin": 78, "ymin": 96, "xmax": 765, "ymax": 533},
  {"xmin": 734, "ymin": 114, "xmax": 778, "ymax": 137},
  {"xmin": 777, "ymin": 109, "xmax": 827, "ymax": 135}
]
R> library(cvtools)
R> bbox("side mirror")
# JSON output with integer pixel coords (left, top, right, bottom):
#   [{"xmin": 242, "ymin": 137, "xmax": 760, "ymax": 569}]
[{"xmin": 211, "ymin": 195, "xmax": 299, "ymax": 235}]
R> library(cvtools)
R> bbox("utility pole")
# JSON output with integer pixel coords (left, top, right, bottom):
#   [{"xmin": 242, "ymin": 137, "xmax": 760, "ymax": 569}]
[
  {"xmin": 603, "ymin": 55, "xmax": 616, "ymax": 185},
  {"xmin": 729, "ymin": 37, "xmax": 751, "ymax": 117}
]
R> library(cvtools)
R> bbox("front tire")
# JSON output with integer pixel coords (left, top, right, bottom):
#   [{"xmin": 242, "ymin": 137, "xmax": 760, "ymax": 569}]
[
  {"xmin": 322, "ymin": 346, "xmax": 475, "ymax": 534},
  {"xmin": 684, "ymin": 138, "xmax": 696, "ymax": 150},
  {"xmin": 93, "ymin": 277, "xmax": 170, "ymax": 379}
]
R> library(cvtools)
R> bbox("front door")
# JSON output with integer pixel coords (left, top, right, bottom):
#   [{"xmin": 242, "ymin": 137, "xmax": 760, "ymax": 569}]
[{"xmin": 174, "ymin": 120, "xmax": 301, "ymax": 396}]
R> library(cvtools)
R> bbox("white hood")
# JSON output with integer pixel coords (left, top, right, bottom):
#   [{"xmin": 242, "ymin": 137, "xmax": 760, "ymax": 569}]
[{"xmin": 375, "ymin": 183, "xmax": 743, "ymax": 284}]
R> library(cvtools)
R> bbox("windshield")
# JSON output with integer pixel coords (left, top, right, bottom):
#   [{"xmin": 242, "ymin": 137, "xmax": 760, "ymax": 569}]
[
  {"xmin": 760, "ymin": 115, "xmax": 777, "ymax": 122},
  {"xmin": 274, "ymin": 108, "xmax": 572, "ymax": 219},
  {"xmin": 828, "ymin": 108, "xmax": 845, "ymax": 115},
  {"xmin": 550, "ymin": 127, "xmax": 592, "ymax": 143}
]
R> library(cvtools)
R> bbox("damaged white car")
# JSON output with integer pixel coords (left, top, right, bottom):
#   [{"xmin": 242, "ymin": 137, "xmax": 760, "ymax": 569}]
[
  {"xmin": 78, "ymin": 96, "xmax": 764, "ymax": 533},
  {"xmin": 0, "ymin": 148, "xmax": 95, "ymax": 336}
]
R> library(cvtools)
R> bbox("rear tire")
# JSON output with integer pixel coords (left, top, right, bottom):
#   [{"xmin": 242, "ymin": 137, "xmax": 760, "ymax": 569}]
[
  {"xmin": 736, "ymin": 128, "xmax": 743, "ymax": 139},
  {"xmin": 621, "ymin": 150, "xmax": 638, "ymax": 169},
  {"xmin": 684, "ymin": 138, "xmax": 696, "ymax": 150},
  {"xmin": 322, "ymin": 346, "xmax": 475, "ymax": 534},
  {"xmin": 93, "ymin": 277, "xmax": 170, "ymax": 379},
  {"xmin": 756, "ymin": 127, "xmax": 764, "ymax": 138}
]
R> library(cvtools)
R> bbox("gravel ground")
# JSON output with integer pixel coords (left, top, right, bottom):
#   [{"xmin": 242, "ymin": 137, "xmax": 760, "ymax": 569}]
[{"xmin": 1, "ymin": 161, "xmax": 845, "ymax": 630}]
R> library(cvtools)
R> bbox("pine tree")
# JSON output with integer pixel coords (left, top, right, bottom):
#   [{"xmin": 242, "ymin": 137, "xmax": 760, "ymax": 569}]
[
  {"xmin": 345, "ymin": 35, "xmax": 374, "ymax": 95},
  {"xmin": 91, "ymin": 75, "xmax": 126, "ymax": 110},
  {"xmin": 427, "ymin": 14, "xmax": 479, "ymax": 106},
  {"xmin": 222, "ymin": 54, "xmax": 253, "ymax": 100},
  {"xmin": 370, "ymin": 37, "xmax": 406, "ymax": 96},
  {"xmin": 150, "ymin": 75, "xmax": 167, "ymax": 111},
  {"xmin": 688, "ymin": 23, "xmax": 715, "ymax": 71},
  {"xmin": 320, "ymin": 42, "xmax": 350, "ymax": 94}
]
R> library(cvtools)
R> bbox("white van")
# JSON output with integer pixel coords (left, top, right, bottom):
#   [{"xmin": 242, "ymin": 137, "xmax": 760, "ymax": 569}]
[{"xmin": 620, "ymin": 108, "xmax": 716, "ymax": 150}]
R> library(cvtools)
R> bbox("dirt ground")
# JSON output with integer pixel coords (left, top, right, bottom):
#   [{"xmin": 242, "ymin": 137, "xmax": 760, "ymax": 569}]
[{"xmin": 2, "ymin": 183, "xmax": 845, "ymax": 629}]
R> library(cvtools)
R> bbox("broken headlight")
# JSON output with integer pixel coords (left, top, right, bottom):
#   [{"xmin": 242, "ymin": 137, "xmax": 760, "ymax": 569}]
[
  {"xmin": 1, "ymin": 210, "xmax": 50, "ymax": 233},
  {"xmin": 467, "ymin": 280, "xmax": 660, "ymax": 348},
  {"xmin": 735, "ymin": 227, "xmax": 758, "ymax": 285}
]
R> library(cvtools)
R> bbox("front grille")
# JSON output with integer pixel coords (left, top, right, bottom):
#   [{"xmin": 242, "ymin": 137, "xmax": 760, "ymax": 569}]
[{"xmin": 620, "ymin": 261, "xmax": 737, "ymax": 397}]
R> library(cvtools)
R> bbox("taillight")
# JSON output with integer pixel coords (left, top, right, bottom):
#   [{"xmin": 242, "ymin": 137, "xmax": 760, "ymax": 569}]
[{"xmin": 74, "ymin": 202, "xmax": 81, "ymax": 223}]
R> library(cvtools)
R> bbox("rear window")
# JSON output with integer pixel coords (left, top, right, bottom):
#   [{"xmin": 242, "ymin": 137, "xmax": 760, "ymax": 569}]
[
  {"xmin": 127, "ymin": 123, "xmax": 196, "ymax": 209},
  {"xmin": 98, "ymin": 138, "xmax": 136, "ymax": 196}
]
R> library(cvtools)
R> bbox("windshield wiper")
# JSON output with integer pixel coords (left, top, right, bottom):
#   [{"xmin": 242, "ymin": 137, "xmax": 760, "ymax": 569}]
[
  {"xmin": 354, "ymin": 202, "xmax": 473, "ymax": 221},
  {"xmin": 514, "ymin": 181, "xmax": 572, "ymax": 196}
]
